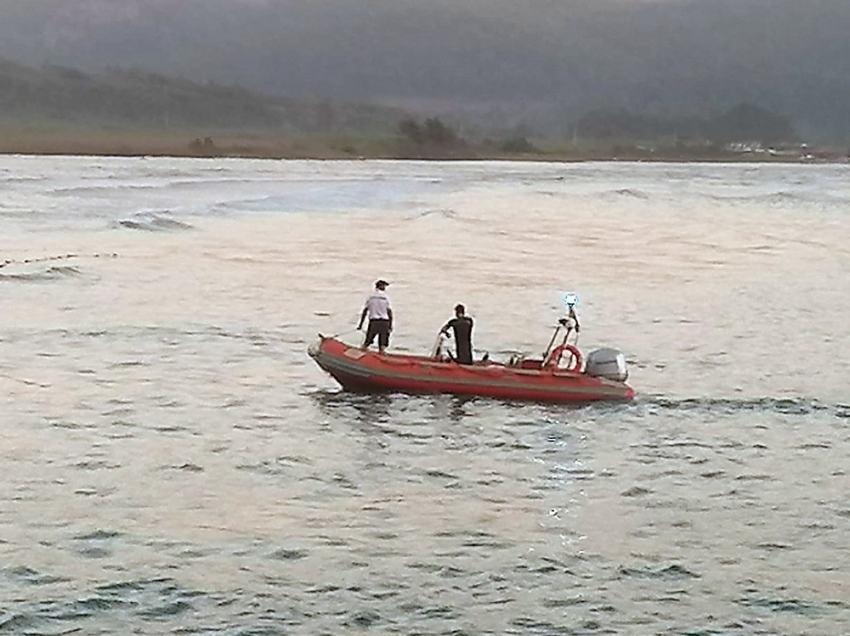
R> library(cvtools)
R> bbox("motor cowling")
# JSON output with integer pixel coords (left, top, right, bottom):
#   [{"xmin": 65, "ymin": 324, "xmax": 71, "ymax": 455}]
[{"xmin": 585, "ymin": 348, "xmax": 629, "ymax": 382}]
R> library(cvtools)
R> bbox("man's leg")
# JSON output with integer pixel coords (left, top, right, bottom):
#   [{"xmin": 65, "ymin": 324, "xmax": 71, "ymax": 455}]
[
  {"xmin": 362, "ymin": 321, "xmax": 378, "ymax": 349},
  {"xmin": 377, "ymin": 320, "xmax": 390, "ymax": 353}
]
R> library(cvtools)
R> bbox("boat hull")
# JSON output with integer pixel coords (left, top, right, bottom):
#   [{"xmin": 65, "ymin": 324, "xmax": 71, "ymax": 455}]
[{"xmin": 308, "ymin": 336, "xmax": 634, "ymax": 403}]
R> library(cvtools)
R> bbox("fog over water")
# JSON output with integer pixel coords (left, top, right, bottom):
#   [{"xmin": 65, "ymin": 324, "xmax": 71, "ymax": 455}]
[{"xmin": 1, "ymin": 156, "xmax": 849, "ymax": 634}]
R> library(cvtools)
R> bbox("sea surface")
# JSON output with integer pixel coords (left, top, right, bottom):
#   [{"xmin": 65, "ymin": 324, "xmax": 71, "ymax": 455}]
[{"xmin": 1, "ymin": 156, "xmax": 849, "ymax": 635}]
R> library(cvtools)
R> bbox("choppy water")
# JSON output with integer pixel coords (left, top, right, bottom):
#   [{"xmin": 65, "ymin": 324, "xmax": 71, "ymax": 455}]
[{"xmin": 1, "ymin": 156, "xmax": 849, "ymax": 635}]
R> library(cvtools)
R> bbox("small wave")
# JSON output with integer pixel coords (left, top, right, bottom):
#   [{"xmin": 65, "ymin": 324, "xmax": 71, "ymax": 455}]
[
  {"xmin": 737, "ymin": 596, "xmax": 821, "ymax": 616},
  {"xmin": 139, "ymin": 600, "xmax": 194, "ymax": 618},
  {"xmin": 765, "ymin": 190, "xmax": 802, "ymax": 203},
  {"xmin": 162, "ymin": 462, "xmax": 204, "ymax": 473},
  {"xmin": 0, "ymin": 265, "xmax": 82, "ymax": 282},
  {"xmin": 236, "ymin": 455, "xmax": 314, "ymax": 477},
  {"xmin": 0, "ymin": 612, "xmax": 37, "ymax": 632},
  {"xmin": 4, "ymin": 565, "xmax": 68, "ymax": 586},
  {"xmin": 117, "ymin": 212, "xmax": 193, "ymax": 232},
  {"xmin": 640, "ymin": 395, "xmax": 845, "ymax": 417},
  {"xmin": 408, "ymin": 208, "xmax": 457, "ymax": 220},
  {"xmin": 0, "ymin": 175, "xmax": 46, "ymax": 184},
  {"xmin": 269, "ymin": 547, "xmax": 308, "ymax": 561},
  {"xmin": 606, "ymin": 188, "xmax": 651, "ymax": 199},
  {"xmin": 51, "ymin": 183, "xmax": 156, "ymax": 194},
  {"xmin": 705, "ymin": 190, "xmax": 822, "ymax": 205},
  {"xmin": 74, "ymin": 529, "xmax": 122, "ymax": 541},
  {"xmin": 619, "ymin": 564, "xmax": 700, "ymax": 580},
  {"xmin": 76, "ymin": 596, "xmax": 133, "ymax": 610}
]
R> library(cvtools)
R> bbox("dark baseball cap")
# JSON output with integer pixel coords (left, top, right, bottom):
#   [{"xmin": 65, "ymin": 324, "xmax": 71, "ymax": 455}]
[{"xmin": 375, "ymin": 279, "xmax": 390, "ymax": 288}]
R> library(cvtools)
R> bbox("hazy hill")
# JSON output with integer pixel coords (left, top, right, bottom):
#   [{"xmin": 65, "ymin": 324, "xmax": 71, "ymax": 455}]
[
  {"xmin": 0, "ymin": 0, "xmax": 848, "ymax": 139},
  {"xmin": 0, "ymin": 57, "xmax": 407, "ymax": 134}
]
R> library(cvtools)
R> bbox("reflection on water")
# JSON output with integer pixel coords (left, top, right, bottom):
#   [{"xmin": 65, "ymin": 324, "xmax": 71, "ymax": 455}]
[{"xmin": 0, "ymin": 157, "xmax": 849, "ymax": 634}]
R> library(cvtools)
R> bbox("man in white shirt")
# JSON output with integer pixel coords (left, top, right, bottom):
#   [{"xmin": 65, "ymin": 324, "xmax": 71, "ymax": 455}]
[{"xmin": 357, "ymin": 279, "xmax": 394, "ymax": 353}]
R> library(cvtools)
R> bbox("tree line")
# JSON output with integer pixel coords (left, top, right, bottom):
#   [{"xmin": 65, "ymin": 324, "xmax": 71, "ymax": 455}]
[
  {"xmin": 573, "ymin": 103, "xmax": 796, "ymax": 144},
  {"xmin": 0, "ymin": 55, "xmax": 806, "ymax": 151}
]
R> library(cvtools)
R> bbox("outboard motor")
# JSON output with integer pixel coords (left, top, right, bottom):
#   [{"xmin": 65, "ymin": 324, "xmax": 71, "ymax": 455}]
[{"xmin": 585, "ymin": 348, "xmax": 629, "ymax": 382}]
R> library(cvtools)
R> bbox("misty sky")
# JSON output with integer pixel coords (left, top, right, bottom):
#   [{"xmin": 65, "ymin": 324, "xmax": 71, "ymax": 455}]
[{"xmin": 1, "ymin": 0, "xmax": 849, "ymax": 137}]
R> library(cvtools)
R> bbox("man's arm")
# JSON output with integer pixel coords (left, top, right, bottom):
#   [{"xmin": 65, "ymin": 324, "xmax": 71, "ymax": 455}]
[
  {"xmin": 357, "ymin": 306, "xmax": 367, "ymax": 330},
  {"xmin": 387, "ymin": 307, "xmax": 394, "ymax": 332}
]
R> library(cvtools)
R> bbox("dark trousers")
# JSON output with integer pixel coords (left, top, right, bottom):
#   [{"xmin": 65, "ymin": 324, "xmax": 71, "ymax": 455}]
[
  {"xmin": 364, "ymin": 319, "xmax": 390, "ymax": 349},
  {"xmin": 456, "ymin": 343, "xmax": 473, "ymax": 365}
]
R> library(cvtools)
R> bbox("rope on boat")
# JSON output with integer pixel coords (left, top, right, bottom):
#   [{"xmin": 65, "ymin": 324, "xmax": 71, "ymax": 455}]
[{"xmin": 328, "ymin": 328, "xmax": 361, "ymax": 340}]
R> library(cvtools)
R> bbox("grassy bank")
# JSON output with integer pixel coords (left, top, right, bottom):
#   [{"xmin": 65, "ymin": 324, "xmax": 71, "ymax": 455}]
[
  {"xmin": 1, "ymin": 126, "xmax": 846, "ymax": 163},
  {"xmin": 0, "ymin": 127, "xmax": 382, "ymax": 159}
]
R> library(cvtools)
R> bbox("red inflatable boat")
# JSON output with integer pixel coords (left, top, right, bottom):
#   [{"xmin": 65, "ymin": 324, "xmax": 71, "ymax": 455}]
[{"xmin": 308, "ymin": 334, "xmax": 635, "ymax": 403}]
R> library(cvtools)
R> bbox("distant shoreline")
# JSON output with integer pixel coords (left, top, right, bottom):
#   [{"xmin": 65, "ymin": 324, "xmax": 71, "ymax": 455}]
[{"xmin": 0, "ymin": 129, "xmax": 846, "ymax": 163}]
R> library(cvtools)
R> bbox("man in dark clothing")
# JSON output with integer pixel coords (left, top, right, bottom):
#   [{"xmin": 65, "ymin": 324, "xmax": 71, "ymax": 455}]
[{"xmin": 441, "ymin": 304, "xmax": 474, "ymax": 364}]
